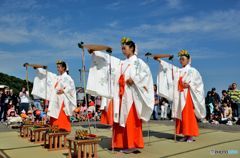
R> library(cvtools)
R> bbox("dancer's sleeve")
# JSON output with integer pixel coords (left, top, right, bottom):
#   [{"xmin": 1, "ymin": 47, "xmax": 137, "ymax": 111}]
[
  {"xmin": 86, "ymin": 51, "xmax": 121, "ymax": 98},
  {"xmin": 157, "ymin": 60, "xmax": 179, "ymax": 102},
  {"xmin": 130, "ymin": 59, "xmax": 155, "ymax": 121},
  {"xmin": 31, "ymin": 68, "xmax": 57, "ymax": 100},
  {"xmin": 61, "ymin": 75, "xmax": 77, "ymax": 116},
  {"xmin": 188, "ymin": 68, "xmax": 206, "ymax": 119}
]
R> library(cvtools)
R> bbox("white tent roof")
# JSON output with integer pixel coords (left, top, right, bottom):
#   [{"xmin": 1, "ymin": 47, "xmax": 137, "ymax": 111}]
[{"xmin": 0, "ymin": 85, "xmax": 9, "ymax": 89}]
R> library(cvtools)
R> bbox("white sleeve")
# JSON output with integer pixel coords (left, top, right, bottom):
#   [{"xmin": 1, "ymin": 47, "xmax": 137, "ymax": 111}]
[
  {"xmin": 86, "ymin": 51, "xmax": 121, "ymax": 98},
  {"xmin": 130, "ymin": 59, "xmax": 155, "ymax": 121},
  {"xmin": 31, "ymin": 68, "xmax": 57, "ymax": 100},
  {"xmin": 157, "ymin": 60, "xmax": 179, "ymax": 101},
  {"xmin": 189, "ymin": 68, "xmax": 206, "ymax": 119}
]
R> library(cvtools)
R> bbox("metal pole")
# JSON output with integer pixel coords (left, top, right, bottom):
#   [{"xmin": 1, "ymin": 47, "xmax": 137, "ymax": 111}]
[
  {"xmin": 146, "ymin": 56, "xmax": 151, "ymax": 146},
  {"xmin": 80, "ymin": 43, "xmax": 92, "ymax": 134},
  {"xmin": 171, "ymin": 59, "xmax": 177, "ymax": 143},
  {"xmin": 107, "ymin": 51, "xmax": 115, "ymax": 153},
  {"xmin": 25, "ymin": 65, "xmax": 30, "ymax": 93}
]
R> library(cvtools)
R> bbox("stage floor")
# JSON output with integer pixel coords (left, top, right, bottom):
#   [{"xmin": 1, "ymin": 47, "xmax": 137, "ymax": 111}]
[{"xmin": 0, "ymin": 121, "xmax": 239, "ymax": 158}]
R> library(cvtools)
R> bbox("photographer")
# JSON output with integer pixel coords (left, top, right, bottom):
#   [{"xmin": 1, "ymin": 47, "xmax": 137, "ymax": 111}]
[{"xmin": 19, "ymin": 86, "xmax": 30, "ymax": 114}]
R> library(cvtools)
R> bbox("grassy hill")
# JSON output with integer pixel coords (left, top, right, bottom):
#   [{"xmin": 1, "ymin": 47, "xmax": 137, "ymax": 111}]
[{"xmin": 0, "ymin": 72, "xmax": 32, "ymax": 94}]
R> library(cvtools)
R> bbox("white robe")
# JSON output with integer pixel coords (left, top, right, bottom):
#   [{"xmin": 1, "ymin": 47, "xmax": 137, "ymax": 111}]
[
  {"xmin": 32, "ymin": 68, "xmax": 77, "ymax": 119},
  {"xmin": 100, "ymin": 97, "xmax": 111, "ymax": 111},
  {"xmin": 157, "ymin": 60, "xmax": 206, "ymax": 120},
  {"xmin": 86, "ymin": 51, "xmax": 154, "ymax": 127},
  {"xmin": 86, "ymin": 51, "xmax": 121, "ymax": 98}
]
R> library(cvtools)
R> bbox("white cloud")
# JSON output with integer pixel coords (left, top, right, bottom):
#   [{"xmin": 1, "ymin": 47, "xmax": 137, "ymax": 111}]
[
  {"xmin": 0, "ymin": 28, "xmax": 30, "ymax": 44},
  {"xmin": 0, "ymin": 0, "xmax": 239, "ymax": 92},
  {"xmin": 0, "ymin": 48, "xmax": 82, "ymax": 80},
  {"xmin": 129, "ymin": 9, "xmax": 240, "ymax": 39},
  {"xmin": 0, "ymin": 2, "xmax": 239, "ymax": 52},
  {"xmin": 105, "ymin": 1, "xmax": 121, "ymax": 10},
  {"xmin": 165, "ymin": 0, "xmax": 182, "ymax": 9},
  {"xmin": 108, "ymin": 21, "xmax": 119, "ymax": 28},
  {"xmin": 139, "ymin": 0, "xmax": 157, "ymax": 6},
  {"xmin": 188, "ymin": 48, "xmax": 239, "ymax": 60},
  {"xmin": 0, "ymin": 0, "xmax": 41, "ymax": 11}
]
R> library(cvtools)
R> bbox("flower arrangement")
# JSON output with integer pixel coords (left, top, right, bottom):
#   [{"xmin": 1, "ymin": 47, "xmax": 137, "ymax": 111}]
[
  {"xmin": 75, "ymin": 129, "xmax": 97, "ymax": 140},
  {"xmin": 48, "ymin": 125, "xmax": 59, "ymax": 133}
]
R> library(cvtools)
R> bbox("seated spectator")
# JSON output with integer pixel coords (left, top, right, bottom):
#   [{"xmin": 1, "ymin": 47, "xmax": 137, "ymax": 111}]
[
  {"xmin": 32, "ymin": 106, "xmax": 42, "ymax": 121},
  {"xmin": 220, "ymin": 102, "xmax": 233, "ymax": 125},
  {"xmin": 73, "ymin": 106, "xmax": 80, "ymax": 120},
  {"xmin": 78, "ymin": 103, "xmax": 88, "ymax": 121},
  {"xmin": 210, "ymin": 105, "xmax": 222, "ymax": 125},
  {"xmin": 221, "ymin": 90, "xmax": 231, "ymax": 104},
  {"xmin": 87, "ymin": 100, "xmax": 95, "ymax": 120},
  {"xmin": 80, "ymin": 104, "xmax": 87, "ymax": 113},
  {"xmin": 6, "ymin": 105, "xmax": 22, "ymax": 125},
  {"xmin": 20, "ymin": 110, "xmax": 28, "ymax": 121},
  {"xmin": 95, "ymin": 108, "xmax": 101, "ymax": 121},
  {"xmin": 95, "ymin": 96, "xmax": 101, "ymax": 112},
  {"xmin": 27, "ymin": 110, "xmax": 34, "ymax": 122}
]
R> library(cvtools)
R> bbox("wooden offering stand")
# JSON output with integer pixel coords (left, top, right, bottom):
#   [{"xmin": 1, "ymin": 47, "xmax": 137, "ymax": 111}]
[
  {"xmin": 67, "ymin": 130, "xmax": 101, "ymax": 158},
  {"xmin": 29, "ymin": 121, "xmax": 50, "ymax": 143},
  {"xmin": 44, "ymin": 125, "xmax": 70, "ymax": 151},
  {"xmin": 20, "ymin": 120, "xmax": 33, "ymax": 138}
]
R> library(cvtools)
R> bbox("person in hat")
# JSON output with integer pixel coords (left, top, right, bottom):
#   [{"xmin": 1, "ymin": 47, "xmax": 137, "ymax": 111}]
[
  {"xmin": 27, "ymin": 110, "xmax": 34, "ymax": 121},
  {"xmin": 6, "ymin": 105, "xmax": 22, "ymax": 125},
  {"xmin": 31, "ymin": 60, "xmax": 77, "ymax": 132},
  {"xmin": 156, "ymin": 49, "xmax": 206, "ymax": 142}
]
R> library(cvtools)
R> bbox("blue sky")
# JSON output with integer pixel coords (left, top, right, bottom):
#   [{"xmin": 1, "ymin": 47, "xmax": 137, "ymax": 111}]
[{"xmin": 0, "ymin": 0, "xmax": 240, "ymax": 94}]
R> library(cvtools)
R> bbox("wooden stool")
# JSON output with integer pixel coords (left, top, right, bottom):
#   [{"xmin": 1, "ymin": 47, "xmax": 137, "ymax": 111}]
[
  {"xmin": 20, "ymin": 125, "xmax": 33, "ymax": 138},
  {"xmin": 29, "ymin": 127, "xmax": 50, "ymax": 143},
  {"xmin": 44, "ymin": 131, "xmax": 69, "ymax": 151},
  {"xmin": 67, "ymin": 137, "xmax": 101, "ymax": 158}
]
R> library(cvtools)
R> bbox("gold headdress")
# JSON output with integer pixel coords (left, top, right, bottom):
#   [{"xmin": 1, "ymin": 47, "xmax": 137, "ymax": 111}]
[
  {"xmin": 121, "ymin": 37, "xmax": 132, "ymax": 45},
  {"xmin": 56, "ymin": 60, "xmax": 64, "ymax": 64},
  {"xmin": 178, "ymin": 49, "xmax": 190, "ymax": 58}
]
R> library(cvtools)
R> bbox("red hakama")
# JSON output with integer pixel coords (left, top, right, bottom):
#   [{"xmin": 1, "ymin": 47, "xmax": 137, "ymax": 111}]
[
  {"xmin": 100, "ymin": 100, "xmax": 113, "ymax": 126},
  {"xmin": 50, "ymin": 103, "xmax": 71, "ymax": 132},
  {"xmin": 112, "ymin": 73, "xmax": 144, "ymax": 149},
  {"xmin": 49, "ymin": 81, "xmax": 71, "ymax": 132},
  {"xmin": 176, "ymin": 77, "xmax": 199, "ymax": 136}
]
